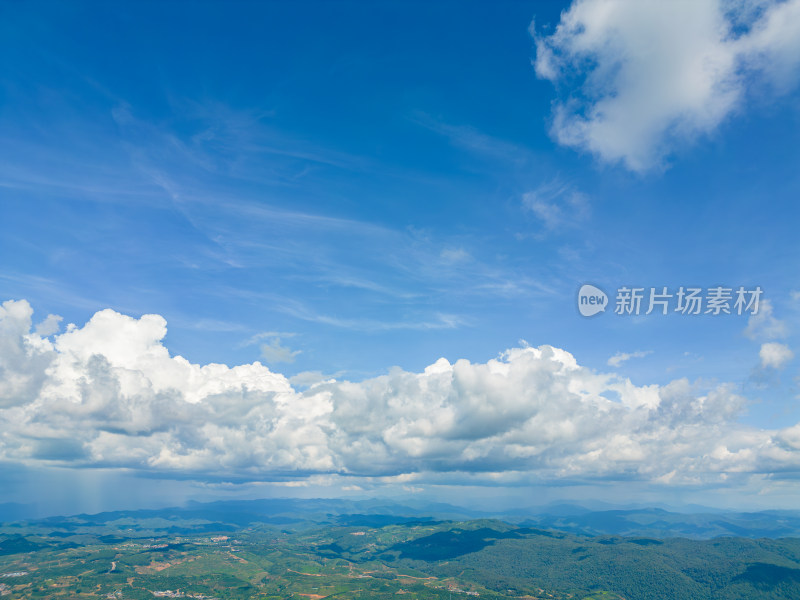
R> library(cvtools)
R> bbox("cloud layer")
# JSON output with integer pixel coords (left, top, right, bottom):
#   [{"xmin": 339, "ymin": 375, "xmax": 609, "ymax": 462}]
[
  {"xmin": 1, "ymin": 299, "xmax": 799, "ymax": 488},
  {"xmin": 760, "ymin": 342, "xmax": 794, "ymax": 369},
  {"xmin": 534, "ymin": 0, "xmax": 800, "ymax": 171}
]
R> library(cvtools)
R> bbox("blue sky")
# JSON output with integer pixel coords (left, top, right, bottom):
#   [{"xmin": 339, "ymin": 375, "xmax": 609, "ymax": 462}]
[{"xmin": 2, "ymin": 0, "xmax": 800, "ymax": 515}]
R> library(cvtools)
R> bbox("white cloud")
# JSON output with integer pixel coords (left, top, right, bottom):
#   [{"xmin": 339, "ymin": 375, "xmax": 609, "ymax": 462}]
[
  {"xmin": 1, "ymin": 299, "xmax": 800, "ymax": 487},
  {"xmin": 608, "ymin": 349, "xmax": 652, "ymax": 367},
  {"xmin": 289, "ymin": 370, "xmax": 338, "ymax": 389},
  {"xmin": 533, "ymin": 0, "xmax": 800, "ymax": 171},
  {"xmin": 0, "ymin": 300, "xmax": 54, "ymax": 409},
  {"xmin": 737, "ymin": 0, "xmax": 800, "ymax": 92},
  {"xmin": 759, "ymin": 342, "xmax": 794, "ymax": 369},
  {"xmin": 34, "ymin": 313, "xmax": 62, "ymax": 337},
  {"xmin": 744, "ymin": 299, "xmax": 787, "ymax": 340},
  {"xmin": 239, "ymin": 331, "xmax": 301, "ymax": 364},
  {"xmin": 260, "ymin": 337, "xmax": 301, "ymax": 364}
]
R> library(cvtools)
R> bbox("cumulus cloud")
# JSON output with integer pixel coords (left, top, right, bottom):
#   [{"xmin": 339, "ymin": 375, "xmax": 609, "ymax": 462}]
[
  {"xmin": 533, "ymin": 0, "xmax": 800, "ymax": 171},
  {"xmin": 608, "ymin": 350, "xmax": 652, "ymax": 367},
  {"xmin": 760, "ymin": 342, "xmax": 794, "ymax": 369},
  {"xmin": 1, "ymin": 299, "xmax": 800, "ymax": 487}
]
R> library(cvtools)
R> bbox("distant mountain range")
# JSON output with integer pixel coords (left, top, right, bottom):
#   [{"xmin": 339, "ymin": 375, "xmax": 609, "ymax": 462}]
[{"xmin": 4, "ymin": 497, "xmax": 800, "ymax": 540}]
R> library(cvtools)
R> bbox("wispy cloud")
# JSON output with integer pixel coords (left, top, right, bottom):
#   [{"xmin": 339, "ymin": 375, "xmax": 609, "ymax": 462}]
[
  {"xmin": 260, "ymin": 336, "xmax": 301, "ymax": 364},
  {"xmin": 239, "ymin": 331, "xmax": 302, "ymax": 364},
  {"xmin": 410, "ymin": 113, "xmax": 530, "ymax": 163},
  {"xmin": 522, "ymin": 179, "xmax": 590, "ymax": 231},
  {"xmin": 608, "ymin": 350, "xmax": 653, "ymax": 368},
  {"xmin": 279, "ymin": 299, "xmax": 468, "ymax": 332}
]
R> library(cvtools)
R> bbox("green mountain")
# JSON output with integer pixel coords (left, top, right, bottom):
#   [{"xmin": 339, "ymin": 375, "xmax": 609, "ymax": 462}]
[{"xmin": 1, "ymin": 501, "xmax": 800, "ymax": 599}]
